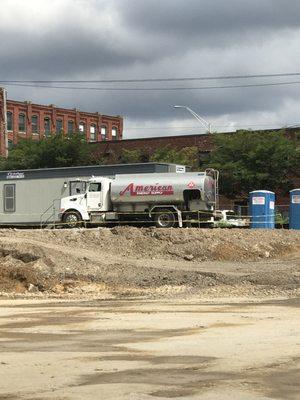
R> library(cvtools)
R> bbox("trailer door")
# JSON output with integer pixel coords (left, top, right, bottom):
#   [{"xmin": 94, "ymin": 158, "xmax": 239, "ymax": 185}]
[{"xmin": 87, "ymin": 182, "xmax": 103, "ymax": 211}]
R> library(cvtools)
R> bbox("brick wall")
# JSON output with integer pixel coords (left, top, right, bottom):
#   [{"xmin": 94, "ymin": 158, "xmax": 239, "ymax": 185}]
[
  {"xmin": 90, "ymin": 132, "xmax": 215, "ymax": 163},
  {"xmin": 90, "ymin": 128, "xmax": 299, "ymax": 164}
]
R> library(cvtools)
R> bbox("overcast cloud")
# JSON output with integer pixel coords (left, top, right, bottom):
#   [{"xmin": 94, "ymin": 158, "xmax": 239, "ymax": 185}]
[{"xmin": 1, "ymin": 0, "xmax": 300, "ymax": 138}]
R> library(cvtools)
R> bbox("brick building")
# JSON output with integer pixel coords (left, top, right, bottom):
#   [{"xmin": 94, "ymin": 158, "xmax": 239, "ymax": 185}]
[
  {"xmin": 0, "ymin": 87, "xmax": 123, "ymax": 157},
  {"xmin": 90, "ymin": 132, "xmax": 215, "ymax": 163},
  {"xmin": 90, "ymin": 128, "xmax": 299, "ymax": 164}
]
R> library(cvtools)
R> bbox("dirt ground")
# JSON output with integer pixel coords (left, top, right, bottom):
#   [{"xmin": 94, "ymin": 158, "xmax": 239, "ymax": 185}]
[
  {"xmin": 0, "ymin": 227, "xmax": 299, "ymax": 399},
  {"xmin": 0, "ymin": 297, "xmax": 299, "ymax": 399},
  {"xmin": 0, "ymin": 227, "xmax": 299, "ymax": 298}
]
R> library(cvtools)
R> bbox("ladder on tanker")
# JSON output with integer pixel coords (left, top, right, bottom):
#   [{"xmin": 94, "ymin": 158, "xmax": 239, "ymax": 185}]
[{"xmin": 205, "ymin": 168, "xmax": 219, "ymax": 210}]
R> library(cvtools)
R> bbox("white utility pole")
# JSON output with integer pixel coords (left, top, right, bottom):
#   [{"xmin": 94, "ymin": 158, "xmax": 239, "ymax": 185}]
[
  {"xmin": 0, "ymin": 87, "xmax": 8, "ymax": 158},
  {"xmin": 3, "ymin": 88, "xmax": 8, "ymax": 158}
]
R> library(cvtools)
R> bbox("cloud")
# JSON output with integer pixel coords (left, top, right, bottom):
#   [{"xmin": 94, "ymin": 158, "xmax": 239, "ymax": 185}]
[{"xmin": 1, "ymin": 0, "xmax": 300, "ymax": 138}]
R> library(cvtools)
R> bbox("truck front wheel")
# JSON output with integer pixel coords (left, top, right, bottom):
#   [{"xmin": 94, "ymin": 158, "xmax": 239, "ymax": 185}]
[
  {"xmin": 62, "ymin": 210, "xmax": 83, "ymax": 228},
  {"xmin": 154, "ymin": 209, "xmax": 176, "ymax": 228}
]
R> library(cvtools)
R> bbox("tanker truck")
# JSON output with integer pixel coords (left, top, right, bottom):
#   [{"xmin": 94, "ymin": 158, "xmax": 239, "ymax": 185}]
[{"xmin": 59, "ymin": 169, "xmax": 219, "ymax": 228}]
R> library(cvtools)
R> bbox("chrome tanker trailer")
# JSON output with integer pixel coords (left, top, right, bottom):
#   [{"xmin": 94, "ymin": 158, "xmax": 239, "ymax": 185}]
[{"xmin": 59, "ymin": 169, "xmax": 219, "ymax": 227}]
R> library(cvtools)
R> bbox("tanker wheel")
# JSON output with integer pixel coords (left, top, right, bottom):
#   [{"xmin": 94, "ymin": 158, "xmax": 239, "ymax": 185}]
[
  {"xmin": 63, "ymin": 211, "xmax": 83, "ymax": 228},
  {"xmin": 154, "ymin": 209, "xmax": 176, "ymax": 228}
]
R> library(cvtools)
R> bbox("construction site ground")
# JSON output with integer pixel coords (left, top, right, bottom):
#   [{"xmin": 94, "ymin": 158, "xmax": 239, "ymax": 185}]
[{"xmin": 0, "ymin": 227, "xmax": 299, "ymax": 399}]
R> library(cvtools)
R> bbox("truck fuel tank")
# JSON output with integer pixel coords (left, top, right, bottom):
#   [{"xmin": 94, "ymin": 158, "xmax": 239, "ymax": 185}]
[{"xmin": 110, "ymin": 172, "xmax": 216, "ymax": 205}]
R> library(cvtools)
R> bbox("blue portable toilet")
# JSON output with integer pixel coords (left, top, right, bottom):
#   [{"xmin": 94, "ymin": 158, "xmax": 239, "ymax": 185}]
[
  {"xmin": 249, "ymin": 190, "xmax": 275, "ymax": 229},
  {"xmin": 289, "ymin": 189, "xmax": 300, "ymax": 230}
]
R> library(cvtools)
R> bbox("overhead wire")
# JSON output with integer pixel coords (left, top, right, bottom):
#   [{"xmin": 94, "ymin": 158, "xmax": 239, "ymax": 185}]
[
  {"xmin": 2, "ymin": 71, "xmax": 300, "ymax": 83},
  {"xmin": 1, "ymin": 80, "xmax": 300, "ymax": 91},
  {"xmin": 125, "ymin": 122, "xmax": 300, "ymax": 129}
]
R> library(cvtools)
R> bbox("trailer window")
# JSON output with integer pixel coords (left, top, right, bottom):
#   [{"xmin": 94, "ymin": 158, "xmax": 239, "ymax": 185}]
[
  {"xmin": 4, "ymin": 184, "xmax": 15, "ymax": 212},
  {"xmin": 89, "ymin": 183, "xmax": 102, "ymax": 192},
  {"xmin": 69, "ymin": 181, "xmax": 87, "ymax": 195}
]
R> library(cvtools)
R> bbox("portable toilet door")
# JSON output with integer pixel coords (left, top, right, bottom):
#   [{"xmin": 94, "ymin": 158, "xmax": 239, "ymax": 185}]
[
  {"xmin": 249, "ymin": 190, "xmax": 275, "ymax": 229},
  {"xmin": 289, "ymin": 189, "xmax": 300, "ymax": 230}
]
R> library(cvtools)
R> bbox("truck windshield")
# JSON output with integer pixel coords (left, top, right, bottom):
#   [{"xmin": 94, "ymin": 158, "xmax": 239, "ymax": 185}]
[{"xmin": 89, "ymin": 182, "xmax": 102, "ymax": 192}]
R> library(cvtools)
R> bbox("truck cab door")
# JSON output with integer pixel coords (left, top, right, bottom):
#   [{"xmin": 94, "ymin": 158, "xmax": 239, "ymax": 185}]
[{"xmin": 86, "ymin": 182, "xmax": 103, "ymax": 211}]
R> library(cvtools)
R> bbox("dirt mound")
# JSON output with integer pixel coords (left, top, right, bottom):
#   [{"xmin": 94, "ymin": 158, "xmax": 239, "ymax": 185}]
[
  {"xmin": 0, "ymin": 246, "xmax": 56, "ymax": 293},
  {"xmin": 0, "ymin": 227, "xmax": 299, "ymax": 297},
  {"xmin": 15, "ymin": 226, "xmax": 300, "ymax": 261}
]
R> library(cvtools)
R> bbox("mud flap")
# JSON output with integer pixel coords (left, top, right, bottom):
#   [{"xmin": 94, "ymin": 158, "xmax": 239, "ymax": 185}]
[{"xmin": 175, "ymin": 208, "xmax": 183, "ymax": 228}]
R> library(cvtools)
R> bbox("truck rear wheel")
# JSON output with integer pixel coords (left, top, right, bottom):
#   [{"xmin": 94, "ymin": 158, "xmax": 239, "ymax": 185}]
[
  {"xmin": 63, "ymin": 211, "xmax": 83, "ymax": 228},
  {"xmin": 154, "ymin": 209, "xmax": 176, "ymax": 228}
]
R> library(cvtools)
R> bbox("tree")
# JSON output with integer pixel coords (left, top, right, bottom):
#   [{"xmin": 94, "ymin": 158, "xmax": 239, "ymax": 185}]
[
  {"xmin": 1, "ymin": 133, "xmax": 91, "ymax": 170},
  {"xmin": 208, "ymin": 130, "xmax": 300, "ymax": 197},
  {"xmin": 120, "ymin": 148, "xmax": 144, "ymax": 164},
  {"xmin": 150, "ymin": 146, "xmax": 199, "ymax": 170}
]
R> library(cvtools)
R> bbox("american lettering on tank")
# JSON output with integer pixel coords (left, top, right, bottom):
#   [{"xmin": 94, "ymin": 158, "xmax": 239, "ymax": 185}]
[{"xmin": 119, "ymin": 183, "xmax": 174, "ymax": 196}]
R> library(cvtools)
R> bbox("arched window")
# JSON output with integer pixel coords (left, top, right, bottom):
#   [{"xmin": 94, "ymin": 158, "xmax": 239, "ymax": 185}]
[
  {"xmin": 31, "ymin": 115, "xmax": 39, "ymax": 134},
  {"xmin": 18, "ymin": 113, "xmax": 26, "ymax": 132},
  {"xmin": 56, "ymin": 119, "xmax": 63, "ymax": 134},
  {"xmin": 112, "ymin": 127, "xmax": 118, "ymax": 140},
  {"xmin": 79, "ymin": 122, "xmax": 85, "ymax": 133},
  {"xmin": 90, "ymin": 124, "xmax": 97, "ymax": 142},
  {"xmin": 44, "ymin": 117, "xmax": 51, "ymax": 136},
  {"xmin": 7, "ymin": 112, "xmax": 13, "ymax": 131},
  {"xmin": 101, "ymin": 125, "xmax": 107, "ymax": 140},
  {"xmin": 68, "ymin": 120, "xmax": 74, "ymax": 135}
]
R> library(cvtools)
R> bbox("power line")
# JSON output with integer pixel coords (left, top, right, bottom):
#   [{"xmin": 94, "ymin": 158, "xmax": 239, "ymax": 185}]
[
  {"xmin": 2, "ymin": 80, "xmax": 300, "ymax": 91},
  {"xmin": 125, "ymin": 122, "xmax": 300, "ymax": 130},
  {"xmin": 2, "ymin": 72, "xmax": 300, "ymax": 83}
]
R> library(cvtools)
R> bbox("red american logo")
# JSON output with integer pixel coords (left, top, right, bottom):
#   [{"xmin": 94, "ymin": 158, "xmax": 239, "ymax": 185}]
[{"xmin": 120, "ymin": 183, "xmax": 174, "ymax": 196}]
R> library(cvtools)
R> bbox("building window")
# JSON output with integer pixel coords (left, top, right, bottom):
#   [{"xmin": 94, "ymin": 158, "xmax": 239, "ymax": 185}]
[
  {"xmin": 101, "ymin": 125, "xmax": 107, "ymax": 140},
  {"xmin": 7, "ymin": 112, "xmax": 13, "ymax": 131},
  {"xmin": 8, "ymin": 140, "xmax": 13, "ymax": 150},
  {"xmin": 90, "ymin": 124, "xmax": 97, "ymax": 142},
  {"xmin": 44, "ymin": 117, "xmax": 51, "ymax": 136},
  {"xmin": 56, "ymin": 119, "xmax": 63, "ymax": 134},
  {"xmin": 31, "ymin": 115, "xmax": 39, "ymax": 134},
  {"xmin": 3, "ymin": 184, "xmax": 16, "ymax": 213},
  {"xmin": 112, "ymin": 127, "xmax": 118, "ymax": 140},
  {"xmin": 79, "ymin": 122, "xmax": 85, "ymax": 133},
  {"xmin": 68, "ymin": 120, "xmax": 74, "ymax": 135},
  {"xmin": 18, "ymin": 113, "xmax": 26, "ymax": 132}
]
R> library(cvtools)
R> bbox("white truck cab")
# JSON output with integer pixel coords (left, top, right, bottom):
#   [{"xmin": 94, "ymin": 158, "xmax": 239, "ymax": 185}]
[{"xmin": 60, "ymin": 177, "xmax": 112, "ymax": 226}]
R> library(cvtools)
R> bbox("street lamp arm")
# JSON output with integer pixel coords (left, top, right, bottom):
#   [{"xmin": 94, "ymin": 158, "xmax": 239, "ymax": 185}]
[
  {"xmin": 184, "ymin": 107, "xmax": 210, "ymax": 129},
  {"xmin": 173, "ymin": 105, "xmax": 212, "ymax": 133}
]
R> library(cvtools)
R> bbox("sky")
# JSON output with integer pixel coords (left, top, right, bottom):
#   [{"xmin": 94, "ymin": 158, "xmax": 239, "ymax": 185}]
[{"xmin": 1, "ymin": 0, "xmax": 300, "ymax": 138}]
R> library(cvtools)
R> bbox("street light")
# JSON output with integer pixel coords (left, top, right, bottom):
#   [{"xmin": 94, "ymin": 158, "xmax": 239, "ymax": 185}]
[{"xmin": 173, "ymin": 105, "xmax": 212, "ymax": 134}]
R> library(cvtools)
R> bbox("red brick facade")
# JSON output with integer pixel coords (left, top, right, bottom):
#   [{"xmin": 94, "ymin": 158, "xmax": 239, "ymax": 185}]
[
  {"xmin": 90, "ymin": 128, "xmax": 299, "ymax": 164},
  {"xmin": 0, "ymin": 87, "xmax": 123, "ymax": 157},
  {"xmin": 90, "ymin": 132, "xmax": 215, "ymax": 163}
]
